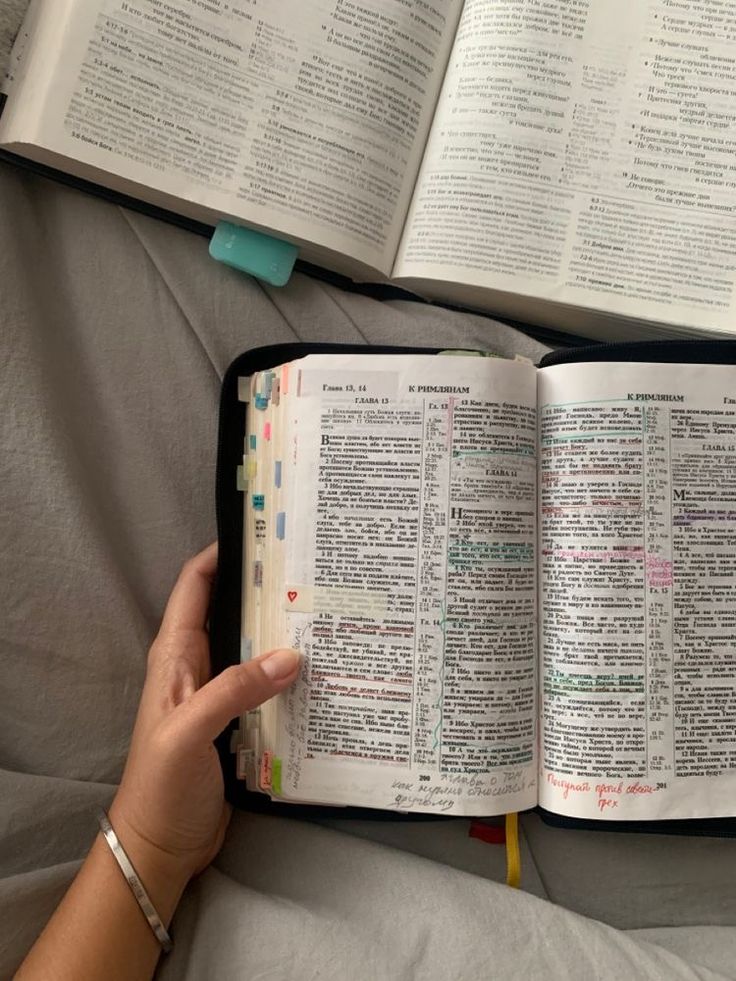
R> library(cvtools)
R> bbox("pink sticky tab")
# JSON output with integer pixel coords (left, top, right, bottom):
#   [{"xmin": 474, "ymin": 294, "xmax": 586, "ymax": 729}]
[
  {"xmin": 260, "ymin": 751, "xmax": 273, "ymax": 790},
  {"xmin": 264, "ymin": 422, "xmax": 272, "ymax": 441}
]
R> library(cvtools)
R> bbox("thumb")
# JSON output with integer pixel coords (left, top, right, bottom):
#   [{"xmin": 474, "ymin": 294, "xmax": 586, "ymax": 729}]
[{"xmin": 172, "ymin": 649, "xmax": 300, "ymax": 748}]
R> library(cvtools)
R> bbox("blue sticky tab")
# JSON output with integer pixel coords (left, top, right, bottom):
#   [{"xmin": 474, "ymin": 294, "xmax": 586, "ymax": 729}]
[
  {"xmin": 252, "ymin": 493, "xmax": 265, "ymax": 511},
  {"xmin": 254, "ymin": 394, "xmax": 269, "ymax": 410},
  {"xmin": 249, "ymin": 434, "xmax": 257, "ymax": 450},
  {"xmin": 276, "ymin": 511, "xmax": 286, "ymax": 540},
  {"xmin": 209, "ymin": 221, "xmax": 298, "ymax": 287},
  {"xmin": 274, "ymin": 461, "xmax": 282, "ymax": 488}
]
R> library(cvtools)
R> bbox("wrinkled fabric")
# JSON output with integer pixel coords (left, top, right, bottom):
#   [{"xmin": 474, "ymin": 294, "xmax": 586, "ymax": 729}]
[
  {"xmin": 0, "ymin": 0, "xmax": 27, "ymax": 79},
  {"xmin": 1, "ymin": 160, "xmax": 735, "ymax": 979}
]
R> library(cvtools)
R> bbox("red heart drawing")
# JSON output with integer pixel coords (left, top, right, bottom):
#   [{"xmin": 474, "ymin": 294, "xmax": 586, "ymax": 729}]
[{"xmin": 287, "ymin": 590, "xmax": 298, "ymax": 603}]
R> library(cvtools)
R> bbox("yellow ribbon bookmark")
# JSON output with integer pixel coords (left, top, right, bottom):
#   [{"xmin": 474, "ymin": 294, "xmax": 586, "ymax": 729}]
[{"xmin": 505, "ymin": 813, "xmax": 521, "ymax": 888}]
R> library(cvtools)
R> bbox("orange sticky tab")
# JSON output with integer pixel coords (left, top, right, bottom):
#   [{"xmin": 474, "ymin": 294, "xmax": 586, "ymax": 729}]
[
  {"xmin": 260, "ymin": 751, "xmax": 273, "ymax": 790},
  {"xmin": 281, "ymin": 364, "xmax": 289, "ymax": 395}
]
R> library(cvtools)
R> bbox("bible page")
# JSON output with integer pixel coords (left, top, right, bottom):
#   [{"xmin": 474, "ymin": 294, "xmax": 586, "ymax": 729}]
[
  {"xmin": 0, "ymin": 0, "xmax": 462, "ymax": 276},
  {"xmin": 266, "ymin": 353, "xmax": 538, "ymax": 815},
  {"xmin": 394, "ymin": 0, "xmax": 736, "ymax": 335},
  {"xmin": 539, "ymin": 360, "xmax": 736, "ymax": 821}
]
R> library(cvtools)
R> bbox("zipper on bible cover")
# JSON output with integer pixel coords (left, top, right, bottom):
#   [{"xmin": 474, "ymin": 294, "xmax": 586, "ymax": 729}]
[{"xmin": 212, "ymin": 340, "xmax": 736, "ymax": 833}]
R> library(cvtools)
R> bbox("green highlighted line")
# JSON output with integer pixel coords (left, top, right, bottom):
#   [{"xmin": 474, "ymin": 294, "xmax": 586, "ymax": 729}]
[
  {"xmin": 453, "ymin": 448, "xmax": 535, "ymax": 457},
  {"xmin": 542, "ymin": 430, "xmax": 641, "ymax": 443}
]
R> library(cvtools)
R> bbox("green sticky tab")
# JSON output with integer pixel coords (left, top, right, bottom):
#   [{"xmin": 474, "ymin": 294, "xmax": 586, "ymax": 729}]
[
  {"xmin": 439, "ymin": 349, "xmax": 497, "ymax": 357},
  {"xmin": 271, "ymin": 757, "xmax": 283, "ymax": 796},
  {"xmin": 209, "ymin": 221, "xmax": 298, "ymax": 286}
]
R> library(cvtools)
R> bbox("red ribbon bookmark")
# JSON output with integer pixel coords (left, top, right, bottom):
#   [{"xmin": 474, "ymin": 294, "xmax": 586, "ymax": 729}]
[{"xmin": 468, "ymin": 820, "xmax": 506, "ymax": 845}]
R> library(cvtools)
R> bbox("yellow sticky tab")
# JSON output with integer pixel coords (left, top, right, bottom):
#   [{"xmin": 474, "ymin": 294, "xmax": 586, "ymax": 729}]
[
  {"xmin": 271, "ymin": 757, "xmax": 283, "ymax": 796},
  {"xmin": 505, "ymin": 813, "xmax": 521, "ymax": 888},
  {"xmin": 439, "ymin": 349, "xmax": 484, "ymax": 357},
  {"xmin": 236, "ymin": 747, "xmax": 252, "ymax": 780},
  {"xmin": 236, "ymin": 466, "xmax": 246, "ymax": 491},
  {"xmin": 247, "ymin": 456, "xmax": 257, "ymax": 480}
]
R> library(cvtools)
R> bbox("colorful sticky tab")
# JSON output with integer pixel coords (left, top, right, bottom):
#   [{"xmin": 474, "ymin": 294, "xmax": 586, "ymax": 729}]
[
  {"xmin": 272, "ymin": 380, "xmax": 280, "ymax": 406},
  {"xmin": 237, "ymin": 376, "xmax": 252, "ymax": 402},
  {"xmin": 284, "ymin": 585, "xmax": 312, "ymax": 612},
  {"xmin": 274, "ymin": 461, "xmax": 282, "ymax": 488},
  {"xmin": 236, "ymin": 466, "xmax": 246, "ymax": 491},
  {"xmin": 209, "ymin": 221, "xmax": 298, "ymax": 287},
  {"xmin": 276, "ymin": 511, "xmax": 286, "ymax": 540},
  {"xmin": 254, "ymin": 394, "xmax": 269, "ymax": 410},
  {"xmin": 264, "ymin": 371, "xmax": 274, "ymax": 397},
  {"xmin": 249, "ymin": 434, "xmax": 257, "ymax": 450},
  {"xmin": 252, "ymin": 493, "xmax": 265, "ymax": 511},
  {"xmin": 247, "ymin": 456, "xmax": 257, "ymax": 480},
  {"xmin": 271, "ymin": 757, "xmax": 283, "ymax": 796},
  {"xmin": 439, "ymin": 349, "xmax": 485, "ymax": 357},
  {"xmin": 281, "ymin": 364, "xmax": 289, "ymax": 395},
  {"xmin": 260, "ymin": 751, "xmax": 273, "ymax": 790},
  {"xmin": 263, "ymin": 422, "xmax": 272, "ymax": 441}
]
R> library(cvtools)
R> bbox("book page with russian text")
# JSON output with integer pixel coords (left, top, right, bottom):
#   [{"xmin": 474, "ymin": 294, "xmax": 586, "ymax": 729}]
[
  {"xmin": 0, "ymin": 0, "xmax": 461, "ymax": 275},
  {"xmin": 395, "ymin": 0, "xmax": 736, "ymax": 335},
  {"xmin": 262, "ymin": 353, "xmax": 538, "ymax": 815},
  {"xmin": 539, "ymin": 360, "xmax": 736, "ymax": 820}
]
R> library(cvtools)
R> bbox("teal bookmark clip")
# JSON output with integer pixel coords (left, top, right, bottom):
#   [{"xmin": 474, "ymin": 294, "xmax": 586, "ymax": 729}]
[{"xmin": 209, "ymin": 221, "xmax": 298, "ymax": 286}]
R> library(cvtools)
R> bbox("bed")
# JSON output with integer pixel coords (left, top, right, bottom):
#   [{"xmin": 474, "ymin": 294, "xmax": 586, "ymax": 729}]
[{"xmin": 1, "ymin": 160, "xmax": 735, "ymax": 979}]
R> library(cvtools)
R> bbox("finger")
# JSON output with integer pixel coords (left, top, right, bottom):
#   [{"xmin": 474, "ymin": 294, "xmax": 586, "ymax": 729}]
[
  {"xmin": 170, "ymin": 648, "xmax": 300, "ymax": 748},
  {"xmin": 159, "ymin": 542, "xmax": 218, "ymax": 639}
]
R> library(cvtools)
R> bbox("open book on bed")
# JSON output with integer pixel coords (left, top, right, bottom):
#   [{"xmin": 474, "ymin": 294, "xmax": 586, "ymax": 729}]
[
  {"xmin": 3, "ymin": 0, "xmax": 736, "ymax": 342},
  {"xmin": 219, "ymin": 345, "xmax": 736, "ymax": 825}
]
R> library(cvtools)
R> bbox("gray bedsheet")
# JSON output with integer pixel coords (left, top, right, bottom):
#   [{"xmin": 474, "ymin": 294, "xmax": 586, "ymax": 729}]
[
  {"xmin": 1, "ymin": 160, "xmax": 736, "ymax": 979},
  {"xmin": 0, "ymin": 0, "xmax": 26, "ymax": 80}
]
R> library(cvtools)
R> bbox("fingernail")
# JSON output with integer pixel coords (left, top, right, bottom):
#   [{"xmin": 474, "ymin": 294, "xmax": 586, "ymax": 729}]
[{"xmin": 260, "ymin": 648, "xmax": 300, "ymax": 681}]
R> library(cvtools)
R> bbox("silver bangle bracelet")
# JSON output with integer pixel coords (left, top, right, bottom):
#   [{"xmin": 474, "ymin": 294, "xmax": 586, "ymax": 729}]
[{"xmin": 96, "ymin": 808, "xmax": 173, "ymax": 953}]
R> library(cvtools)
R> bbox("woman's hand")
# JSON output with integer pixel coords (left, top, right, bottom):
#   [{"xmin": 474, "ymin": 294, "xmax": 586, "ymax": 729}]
[
  {"xmin": 109, "ymin": 542, "xmax": 300, "ymax": 883},
  {"xmin": 17, "ymin": 543, "xmax": 299, "ymax": 981}
]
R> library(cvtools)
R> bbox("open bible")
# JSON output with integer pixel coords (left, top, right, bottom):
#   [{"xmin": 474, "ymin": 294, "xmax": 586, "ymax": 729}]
[
  {"xmin": 224, "ymin": 346, "xmax": 736, "ymax": 823},
  {"xmin": 3, "ymin": 0, "xmax": 736, "ymax": 341}
]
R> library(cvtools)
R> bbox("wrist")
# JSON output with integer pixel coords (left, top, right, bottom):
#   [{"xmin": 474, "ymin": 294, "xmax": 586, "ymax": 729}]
[{"xmin": 106, "ymin": 802, "xmax": 192, "ymax": 925}]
